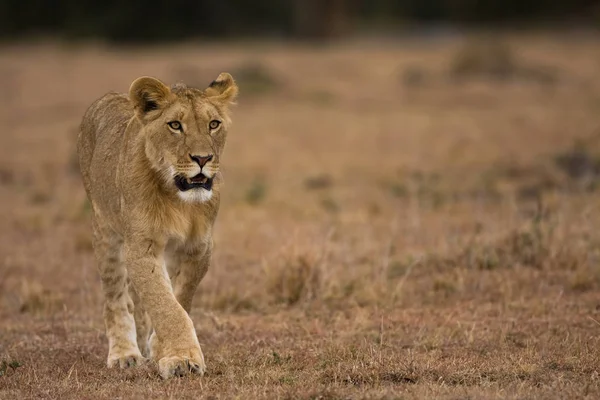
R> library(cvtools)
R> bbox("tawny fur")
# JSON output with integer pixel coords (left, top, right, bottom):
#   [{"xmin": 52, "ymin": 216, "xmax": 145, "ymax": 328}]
[{"xmin": 77, "ymin": 73, "xmax": 238, "ymax": 379}]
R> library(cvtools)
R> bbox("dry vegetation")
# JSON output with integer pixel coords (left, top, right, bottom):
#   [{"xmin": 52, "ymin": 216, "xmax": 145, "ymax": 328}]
[{"xmin": 1, "ymin": 33, "xmax": 600, "ymax": 398}]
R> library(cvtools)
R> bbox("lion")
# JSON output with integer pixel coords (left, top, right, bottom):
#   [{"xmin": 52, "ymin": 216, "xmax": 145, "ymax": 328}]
[{"xmin": 77, "ymin": 73, "xmax": 238, "ymax": 379}]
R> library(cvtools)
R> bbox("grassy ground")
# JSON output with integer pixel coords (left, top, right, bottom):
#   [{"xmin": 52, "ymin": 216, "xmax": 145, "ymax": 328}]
[{"xmin": 1, "ymin": 33, "xmax": 600, "ymax": 399}]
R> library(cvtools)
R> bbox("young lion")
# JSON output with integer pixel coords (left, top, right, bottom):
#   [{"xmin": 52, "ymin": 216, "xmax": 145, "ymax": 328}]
[{"xmin": 77, "ymin": 73, "xmax": 238, "ymax": 379}]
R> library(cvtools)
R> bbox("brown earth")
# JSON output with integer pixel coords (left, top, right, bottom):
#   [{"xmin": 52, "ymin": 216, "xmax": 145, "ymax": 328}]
[{"xmin": 1, "ymin": 33, "xmax": 600, "ymax": 399}]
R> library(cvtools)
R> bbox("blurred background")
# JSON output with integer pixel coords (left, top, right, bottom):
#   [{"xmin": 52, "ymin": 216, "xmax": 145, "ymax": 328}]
[
  {"xmin": 2, "ymin": 1, "xmax": 600, "ymax": 398},
  {"xmin": 1, "ymin": 0, "xmax": 599, "ymax": 41}
]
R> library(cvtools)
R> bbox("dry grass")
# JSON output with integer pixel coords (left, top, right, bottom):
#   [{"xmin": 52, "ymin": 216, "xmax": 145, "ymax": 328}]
[{"xmin": 1, "ymin": 33, "xmax": 600, "ymax": 398}]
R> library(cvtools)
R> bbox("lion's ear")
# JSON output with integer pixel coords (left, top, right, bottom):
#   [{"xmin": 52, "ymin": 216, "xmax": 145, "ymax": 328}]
[
  {"xmin": 205, "ymin": 73, "xmax": 238, "ymax": 105},
  {"xmin": 129, "ymin": 76, "xmax": 172, "ymax": 118}
]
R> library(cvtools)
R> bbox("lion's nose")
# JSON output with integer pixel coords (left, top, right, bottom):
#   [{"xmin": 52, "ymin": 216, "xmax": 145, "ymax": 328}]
[{"xmin": 190, "ymin": 154, "xmax": 213, "ymax": 168}]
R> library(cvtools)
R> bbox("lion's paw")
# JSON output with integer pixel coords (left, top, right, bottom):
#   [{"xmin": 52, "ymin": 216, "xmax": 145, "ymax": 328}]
[{"xmin": 158, "ymin": 351, "xmax": 206, "ymax": 379}]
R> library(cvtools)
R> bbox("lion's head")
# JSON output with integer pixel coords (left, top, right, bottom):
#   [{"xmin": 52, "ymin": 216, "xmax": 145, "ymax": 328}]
[{"xmin": 129, "ymin": 73, "xmax": 238, "ymax": 203}]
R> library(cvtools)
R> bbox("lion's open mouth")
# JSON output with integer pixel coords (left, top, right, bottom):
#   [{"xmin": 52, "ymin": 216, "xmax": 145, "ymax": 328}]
[{"xmin": 174, "ymin": 173, "xmax": 213, "ymax": 192}]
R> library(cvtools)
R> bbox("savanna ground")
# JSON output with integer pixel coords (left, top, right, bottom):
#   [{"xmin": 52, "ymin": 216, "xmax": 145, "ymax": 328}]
[{"xmin": 1, "ymin": 32, "xmax": 600, "ymax": 399}]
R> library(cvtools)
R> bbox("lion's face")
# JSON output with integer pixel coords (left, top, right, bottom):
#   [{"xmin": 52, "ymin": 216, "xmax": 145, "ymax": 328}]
[{"xmin": 129, "ymin": 74, "xmax": 238, "ymax": 203}]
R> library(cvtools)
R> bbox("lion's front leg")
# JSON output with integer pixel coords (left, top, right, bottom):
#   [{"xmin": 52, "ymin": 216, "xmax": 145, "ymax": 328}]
[
  {"xmin": 93, "ymin": 220, "xmax": 144, "ymax": 369},
  {"xmin": 147, "ymin": 241, "xmax": 211, "ymax": 370},
  {"xmin": 170, "ymin": 240, "xmax": 212, "ymax": 313},
  {"xmin": 124, "ymin": 238, "xmax": 206, "ymax": 379},
  {"xmin": 129, "ymin": 284, "xmax": 152, "ymax": 358}
]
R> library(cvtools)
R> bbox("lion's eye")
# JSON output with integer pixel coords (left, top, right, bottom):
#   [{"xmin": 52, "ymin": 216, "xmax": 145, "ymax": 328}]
[
  {"xmin": 168, "ymin": 121, "xmax": 182, "ymax": 131},
  {"xmin": 209, "ymin": 120, "xmax": 221, "ymax": 130}
]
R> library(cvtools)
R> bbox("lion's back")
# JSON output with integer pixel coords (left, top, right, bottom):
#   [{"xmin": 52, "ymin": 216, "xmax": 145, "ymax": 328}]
[{"xmin": 78, "ymin": 92, "xmax": 132, "ymax": 197}]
